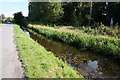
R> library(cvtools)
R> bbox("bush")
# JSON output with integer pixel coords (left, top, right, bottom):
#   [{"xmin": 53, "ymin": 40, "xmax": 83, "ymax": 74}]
[
  {"xmin": 82, "ymin": 24, "xmax": 120, "ymax": 38},
  {"xmin": 13, "ymin": 12, "xmax": 28, "ymax": 28}
]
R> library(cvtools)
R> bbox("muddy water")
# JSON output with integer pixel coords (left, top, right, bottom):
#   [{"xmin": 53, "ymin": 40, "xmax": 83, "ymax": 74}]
[{"xmin": 24, "ymin": 30, "xmax": 120, "ymax": 79}]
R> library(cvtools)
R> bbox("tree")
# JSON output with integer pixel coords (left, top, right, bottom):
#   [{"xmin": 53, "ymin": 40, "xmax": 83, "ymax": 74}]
[
  {"xmin": 13, "ymin": 12, "xmax": 27, "ymax": 28},
  {"xmin": 0, "ymin": 14, "xmax": 5, "ymax": 19},
  {"xmin": 92, "ymin": 2, "xmax": 120, "ymax": 27},
  {"xmin": 29, "ymin": 2, "xmax": 64, "ymax": 23},
  {"xmin": 110, "ymin": 2, "xmax": 120, "ymax": 26},
  {"xmin": 28, "ymin": 2, "xmax": 120, "ymax": 27},
  {"xmin": 62, "ymin": 2, "xmax": 91, "ymax": 26},
  {"xmin": 6, "ymin": 17, "xmax": 13, "ymax": 22}
]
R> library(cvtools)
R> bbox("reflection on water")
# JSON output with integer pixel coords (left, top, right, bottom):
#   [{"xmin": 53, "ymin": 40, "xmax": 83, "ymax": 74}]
[
  {"xmin": 24, "ymin": 30, "xmax": 30, "ymax": 37},
  {"xmin": 25, "ymin": 30, "xmax": 120, "ymax": 79}
]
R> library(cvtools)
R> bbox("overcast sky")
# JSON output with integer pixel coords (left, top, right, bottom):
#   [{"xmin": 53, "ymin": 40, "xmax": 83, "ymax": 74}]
[{"xmin": 0, "ymin": 0, "xmax": 28, "ymax": 17}]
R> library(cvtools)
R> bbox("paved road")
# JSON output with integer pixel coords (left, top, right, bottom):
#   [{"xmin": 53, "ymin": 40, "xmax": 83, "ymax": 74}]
[{"xmin": 1, "ymin": 24, "xmax": 24, "ymax": 78}]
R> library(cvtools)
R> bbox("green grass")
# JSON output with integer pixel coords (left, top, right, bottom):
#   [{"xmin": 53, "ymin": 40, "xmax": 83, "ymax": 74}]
[
  {"xmin": 30, "ymin": 22, "xmax": 120, "ymax": 39},
  {"xmin": 14, "ymin": 24, "xmax": 83, "ymax": 78},
  {"xmin": 27, "ymin": 24, "xmax": 120, "ymax": 58}
]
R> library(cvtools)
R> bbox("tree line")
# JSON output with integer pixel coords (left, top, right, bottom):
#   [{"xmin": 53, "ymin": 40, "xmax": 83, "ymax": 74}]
[
  {"xmin": 0, "ymin": 14, "xmax": 13, "ymax": 23},
  {"xmin": 28, "ymin": 2, "xmax": 120, "ymax": 27},
  {"xmin": 13, "ymin": 2, "xmax": 120, "ymax": 27}
]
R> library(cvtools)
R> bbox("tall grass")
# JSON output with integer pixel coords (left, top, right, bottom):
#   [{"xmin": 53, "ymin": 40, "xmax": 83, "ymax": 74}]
[
  {"xmin": 81, "ymin": 25, "xmax": 120, "ymax": 39},
  {"xmin": 27, "ymin": 24, "xmax": 120, "ymax": 58},
  {"xmin": 14, "ymin": 24, "xmax": 83, "ymax": 78}
]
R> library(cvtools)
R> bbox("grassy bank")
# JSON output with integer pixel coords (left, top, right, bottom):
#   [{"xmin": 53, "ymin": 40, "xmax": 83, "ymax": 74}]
[
  {"xmin": 27, "ymin": 24, "xmax": 120, "ymax": 58},
  {"xmin": 81, "ymin": 25, "xmax": 120, "ymax": 39},
  {"xmin": 30, "ymin": 22, "xmax": 120, "ymax": 39},
  {"xmin": 14, "ymin": 24, "xmax": 83, "ymax": 78}
]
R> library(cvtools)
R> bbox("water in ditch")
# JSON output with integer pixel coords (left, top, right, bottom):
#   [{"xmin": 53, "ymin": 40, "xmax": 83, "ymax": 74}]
[{"xmin": 24, "ymin": 30, "xmax": 120, "ymax": 79}]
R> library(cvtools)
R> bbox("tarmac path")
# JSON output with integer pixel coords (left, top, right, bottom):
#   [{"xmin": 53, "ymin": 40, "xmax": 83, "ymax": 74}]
[{"xmin": 1, "ymin": 24, "xmax": 24, "ymax": 79}]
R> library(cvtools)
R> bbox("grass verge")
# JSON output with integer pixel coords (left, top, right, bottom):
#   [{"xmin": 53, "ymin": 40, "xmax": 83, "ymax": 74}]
[
  {"xmin": 14, "ymin": 24, "xmax": 83, "ymax": 78},
  {"xmin": 27, "ymin": 24, "xmax": 120, "ymax": 58}
]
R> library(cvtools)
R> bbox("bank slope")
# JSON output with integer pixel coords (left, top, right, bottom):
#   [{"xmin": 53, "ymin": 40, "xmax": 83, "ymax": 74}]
[
  {"xmin": 27, "ymin": 24, "xmax": 120, "ymax": 58},
  {"xmin": 14, "ymin": 25, "xmax": 83, "ymax": 78}
]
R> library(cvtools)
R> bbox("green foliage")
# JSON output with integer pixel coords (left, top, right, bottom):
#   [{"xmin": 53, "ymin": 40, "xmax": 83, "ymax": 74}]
[
  {"xmin": 92, "ymin": 2, "xmax": 120, "ymax": 26},
  {"xmin": 69, "ymin": 11, "xmax": 79, "ymax": 26},
  {"xmin": 0, "ymin": 14, "xmax": 5, "ymax": 19},
  {"xmin": 27, "ymin": 24, "xmax": 120, "ymax": 58},
  {"xmin": 13, "ymin": 12, "xmax": 28, "ymax": 27},
  {"xmin": 14, "ymin": 25, "xmax": 83, "ymax": 78},
  {"xmin": 6, "ymin": 17, "xmax": 14, "ymax": 22},
  {"xmin": 63, "ymin": 2, "xmax": 91, "ymax": 26},
  {"xmin": 28, "ymin": 2, "xmax": 120, "ymax": 27},
  {"xmin": 29, "ymin": 2, "xmax": 63, "ymax": 23},
  {"xmin": 82, "ymin": 24, "xmax": 120, "ymax": 38}
]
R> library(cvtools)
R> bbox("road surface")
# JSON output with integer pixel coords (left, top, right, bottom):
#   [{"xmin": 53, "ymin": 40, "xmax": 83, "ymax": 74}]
[{"xmin": 0, "ymin": 24, "xmax": 24, "ymax": 78}]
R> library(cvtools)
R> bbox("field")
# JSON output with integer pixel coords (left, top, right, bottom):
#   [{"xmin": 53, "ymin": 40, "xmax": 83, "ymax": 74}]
[
  {"xmin": 14, "ymin": 24, "xmax": 83, "ymax": 78},
  {"xmin": 27, "ymin": 24, "xmax": 120, "ymax": 59}
]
